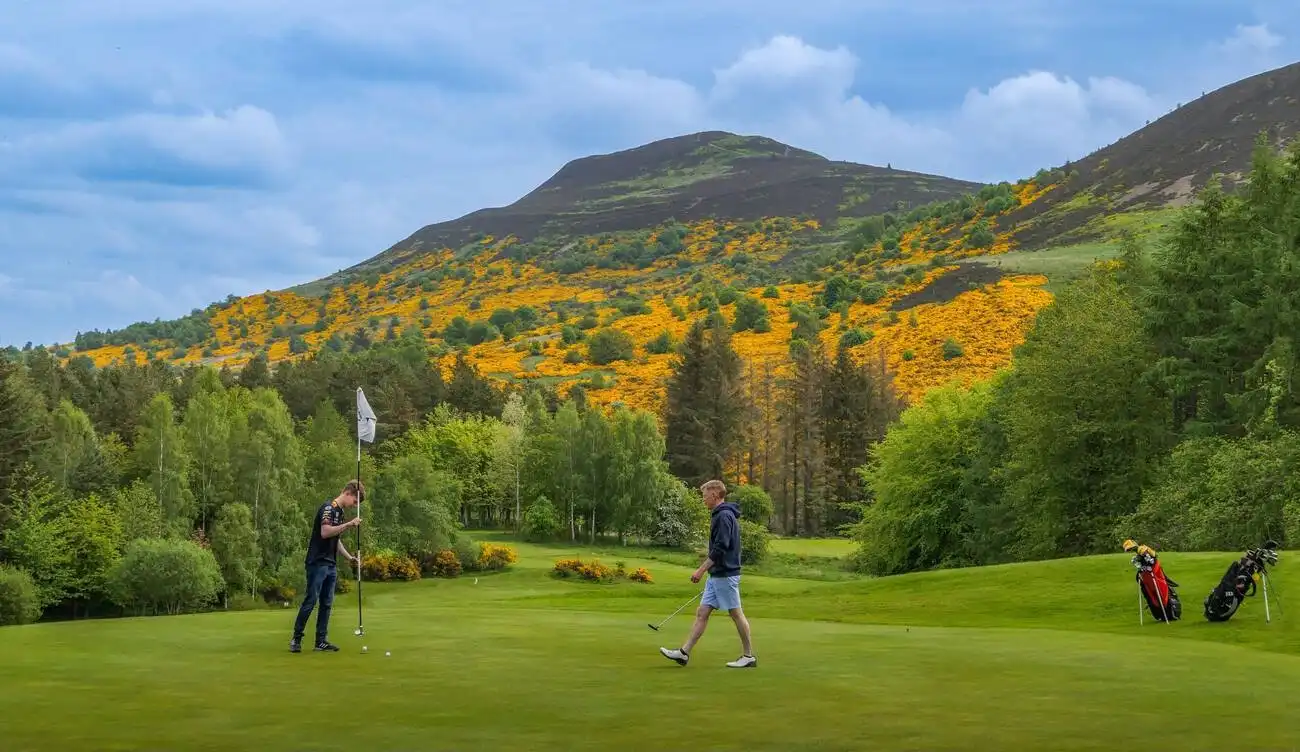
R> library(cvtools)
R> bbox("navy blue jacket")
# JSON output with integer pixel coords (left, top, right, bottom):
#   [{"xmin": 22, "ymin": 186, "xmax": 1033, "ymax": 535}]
[{"xmin": 707, "ymin": 501, "xmax": 743, "ymax": 577}]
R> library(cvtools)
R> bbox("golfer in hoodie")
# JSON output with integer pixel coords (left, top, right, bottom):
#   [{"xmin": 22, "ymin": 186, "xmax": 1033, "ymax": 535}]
[{"xmin": 659, "ymin": 479, "xmax": 756, "ymax": 668}]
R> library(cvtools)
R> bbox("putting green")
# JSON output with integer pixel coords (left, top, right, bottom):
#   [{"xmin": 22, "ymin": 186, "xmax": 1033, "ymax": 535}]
[{"xmin": 1, "ymin": 540, "xmax": 1296, "ymax": 750}]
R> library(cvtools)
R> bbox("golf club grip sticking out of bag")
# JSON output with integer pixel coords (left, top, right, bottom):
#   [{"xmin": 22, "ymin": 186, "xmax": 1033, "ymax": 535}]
[{"xmin": 1124, "ymin": 540, "xmax": 1181, "ymax": 623}]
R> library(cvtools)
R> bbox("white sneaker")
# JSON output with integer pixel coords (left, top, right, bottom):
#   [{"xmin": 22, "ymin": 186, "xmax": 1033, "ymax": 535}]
[
  {"xmin": 659, "ymin": 647, "xmax": 689, "ymax": 665},
  {"xmin": 726, "ymin": 655, "xmax": 757, "ymax": 668}
]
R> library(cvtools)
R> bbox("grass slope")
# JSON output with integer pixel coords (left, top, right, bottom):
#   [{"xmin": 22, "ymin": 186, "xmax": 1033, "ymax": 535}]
[
  {"xmin": 2, "ymin": 539, "xmax": 1296, "ymax": 751},
  {"xmin": 1002, "ymin": 60, "xmax": 1300, "ymax": 251}
]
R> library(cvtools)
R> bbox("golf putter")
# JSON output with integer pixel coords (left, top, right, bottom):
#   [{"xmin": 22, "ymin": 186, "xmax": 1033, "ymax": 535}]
[{"xmin": 648, "ymin": 591, "xmax": 702, "ymax": 631}]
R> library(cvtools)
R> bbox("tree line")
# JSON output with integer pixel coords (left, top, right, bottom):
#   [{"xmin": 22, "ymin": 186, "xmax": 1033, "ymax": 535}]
[
  {"xmin": 5, "ymin": 138, "xmax": 1292, "ymax": 626},
  {"xmin": 849, "ymin": 136, "xmax": 1300, "ymax": 574},
  {"xmin": 1, "ymin": 334, "xmax": 769, "ymax": 625}
]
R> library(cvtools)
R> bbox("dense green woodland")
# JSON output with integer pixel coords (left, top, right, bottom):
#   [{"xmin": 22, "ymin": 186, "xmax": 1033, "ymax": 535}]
[
  {"xmin": 1, "ymin": 138, "xmax": 1298, "ymax": 627},
  {"xmin": 852, "ymin": 137, "xmax": 1300, "ymax": 574}
]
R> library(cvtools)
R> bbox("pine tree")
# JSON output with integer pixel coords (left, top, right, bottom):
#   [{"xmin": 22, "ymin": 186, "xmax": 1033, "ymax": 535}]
[
  {"xmin": 820, "ymin": 343, "xmax": 904, "ymax": 531},
  {"xmin": 663, "ymin": 313, "xmax": 744, "ymax": 488}
]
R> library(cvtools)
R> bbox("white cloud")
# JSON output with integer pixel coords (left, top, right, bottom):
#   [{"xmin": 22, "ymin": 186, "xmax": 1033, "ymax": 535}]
[
  {"xmin": 2, "ymin": 105, "xmax": 291, "ymax": 189},
  {"xmin": 711, "ymin": 35, "xmax": 857, "ymax": 106},
  {"xmin": 1219, "ymin": 23, "xmax": 1283, "ymax": 56},
  {"xmin": 508, "ymin": 36, "xmax": 1165, "ymax": 180},
  {"xmin": 3, "ymin": 4, "xmax": 1298, "ymax": 346}
]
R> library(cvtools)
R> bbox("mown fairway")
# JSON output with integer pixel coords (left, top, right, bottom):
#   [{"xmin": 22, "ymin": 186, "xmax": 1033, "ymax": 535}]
[{"xmin": 1, "ymin": 538, "xmax": 1297, "ymax": 751}]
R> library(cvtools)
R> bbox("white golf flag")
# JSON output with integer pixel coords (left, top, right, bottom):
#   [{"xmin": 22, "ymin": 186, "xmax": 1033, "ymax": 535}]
[{"xmin": 356, "ymin": 387, "xmax": 377, "ymax": 444}]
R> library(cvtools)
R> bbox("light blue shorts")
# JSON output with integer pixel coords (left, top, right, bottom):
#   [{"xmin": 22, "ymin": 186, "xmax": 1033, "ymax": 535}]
[{"xmin": 701, "ymin": 574, "xmax": 742, "ymax": 611}]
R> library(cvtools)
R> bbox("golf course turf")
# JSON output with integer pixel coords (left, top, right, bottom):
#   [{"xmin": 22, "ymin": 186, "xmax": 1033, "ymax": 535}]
[{"xmin": 1, "ymin": 537, "xmax": 1297, "ymax": 751}]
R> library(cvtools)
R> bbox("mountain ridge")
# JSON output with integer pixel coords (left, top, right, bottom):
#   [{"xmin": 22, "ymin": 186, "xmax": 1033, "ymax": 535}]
[
  {"xmin": 32, "ymin": 61, "xmax": 1300, "ymax": 415},
  {"xmin": 999, "ymin": 60, "xmax": 1300, "ymax": 250},
  {"xmin": 317, "ymin": 130, "xmax": 985, "ymax": 287}
]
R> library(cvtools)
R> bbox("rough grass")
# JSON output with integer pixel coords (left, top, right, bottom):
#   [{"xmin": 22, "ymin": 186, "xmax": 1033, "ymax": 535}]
[
  {"xmin": 971, "ymin": 242, "xmax": 1121, "ymax": 291},
  {"xmin": 1, "ymin": 539, "xmax": 1296, "ymax": 751}
]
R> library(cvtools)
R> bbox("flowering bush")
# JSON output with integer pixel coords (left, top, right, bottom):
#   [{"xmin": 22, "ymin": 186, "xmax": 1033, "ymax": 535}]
[
  {"xmin": 361, "ymin": 551, "xmax": 421, "ymax": 582},
  {"xmin": 421, "ymin": 549, "xmax": 462, "ymax": 578},
  {"xmin": 552, "ymin": 557, "xmax": 651, "ymax": 584},
  {"xmin": 477, "ymin": 543, "xmax": 518, "ymax": 571}
]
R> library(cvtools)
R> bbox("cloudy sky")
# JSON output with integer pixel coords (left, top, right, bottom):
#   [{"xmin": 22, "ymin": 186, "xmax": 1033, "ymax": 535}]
[{"xmin": 1, "ymin": 1, "xmax": 1295, "ymax": 347}]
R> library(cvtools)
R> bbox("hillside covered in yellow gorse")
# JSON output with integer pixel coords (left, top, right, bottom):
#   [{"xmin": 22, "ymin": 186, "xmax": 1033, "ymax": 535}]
[{"xmin": 63, "ymin": 157, "xmax": 1068, "ymax": 413}]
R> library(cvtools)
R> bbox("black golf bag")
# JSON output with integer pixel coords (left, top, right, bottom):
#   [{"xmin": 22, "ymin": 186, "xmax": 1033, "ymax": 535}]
[
  {"xmin": 1204, "ymin": 540, "xmax": 1280, "ymax": 623},
  {"xmin": 1125, "ymin": 540, "xmax": 1181, "ymax": 622}
]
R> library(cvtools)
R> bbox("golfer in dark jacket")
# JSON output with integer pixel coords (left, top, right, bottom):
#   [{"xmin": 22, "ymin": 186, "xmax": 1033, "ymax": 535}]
[
  {"xmin": 659, "ymin": 479, "xmax": 756, "ymax": 668},
  {"xmin": 290, "ymin": 480, "xmax": 362, "ymax": 653}
]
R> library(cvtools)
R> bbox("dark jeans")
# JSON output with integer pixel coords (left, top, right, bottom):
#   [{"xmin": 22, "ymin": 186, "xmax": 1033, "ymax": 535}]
[{"xmin": 292, "ymin": 562, "xmax": 337, "ymax": 643}]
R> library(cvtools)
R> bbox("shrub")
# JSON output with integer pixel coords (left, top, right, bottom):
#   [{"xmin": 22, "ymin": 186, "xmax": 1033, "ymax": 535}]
[
  {"xmin": 586, "ymin": 328, "xmax": 636, "ymax": 365},
  {"xmin": 552, "ymin": 557, "xmax": 616, "ymax": 582},
  {"xmin": 729, "ymin": 485, "xmax": 774, "ymax": 526},
  {"xmin": 652, "ymin": 477, "xmax": 709, "ymax": 548},
  {"xmin": 362, "ymin": 551, "xmax": 421, "ymax": 582},
  {"xmin": 941, "ymin": 338, "xmax": 964, "ymax": 359},
  {"xmin": 478, "ymin": 543, "xmax": 518, "ymax": 571},
  {"xmin": 388, "ymin": 555, "xmax": 421, "ymax": 582},
  {"xmin": 839, "ymin": 328, "xmax": 874, "ymax": 349},
  {"xmin": 732, "ymin": 295, "xmax": 771, "ymax": 333},
  {"xmin": 0, "ymin": 564, "xmax": 42, "ymax": 626},
  {"xmin": 453, "ymin": 535, "xmax": 481, "ymax": 572},
  {"xmin": 523, "ymin": 495, "xmax": 563, "ymax": 541},
  {"xmin": 739, "ymin": 520, "xmax": 772, "ymax": 566},
  {"xmin": 552, "ymin": 557, "xmax": 652, "ymax": 584},
  {"xmin": 259, "ymin": 555, "xmax": 305, "ymax": 603},
  {"xmin": 424, "ymin": 549, "xmax": 462, "ymax": 578},
  {"xmin": 645, "ymin": 331, "xmax": 675, "ymax": 355},
  {"xmin": 107, "ymin": 538, "xmax": 224, "ymax": 616}
]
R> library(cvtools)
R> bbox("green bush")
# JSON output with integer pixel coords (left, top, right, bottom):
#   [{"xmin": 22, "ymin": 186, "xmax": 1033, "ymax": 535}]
[
  {"xmin": 586, "ymin": 328, "xmax": 636, "ymax": 365},
  {"xmin": 729, "ymin": 485, "xmax": 774, "ymax": 526},
  {"xmin": 652, "ymin": 477, "xmax": 708, "ymax": 548},
  {"xmin": 0, "ymin": 564, "xmax": 42, "ymax": 626},
  {"xmin": 739, "ymin": 520, "xmax": 771, "ymax": 565},
  {"xmin": 108, "ymin": 538, "xmax": 224, "ymax": 616},
  {"xmin": 523, "ymin": 495, "xmax": 563, "ymax": 541},
  {"xmin": 453, "ymin": 534, "xmax": 482, "ymax": 573},
  {"xmin": 645, "ymin": 331, "xmax": 675, "ymax": 355}
]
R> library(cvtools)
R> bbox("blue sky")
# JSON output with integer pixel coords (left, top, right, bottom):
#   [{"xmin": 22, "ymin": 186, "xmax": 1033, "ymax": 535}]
[{"xmin": 1, "ymin": 0, "xmax": 1295, "ymax": 347}]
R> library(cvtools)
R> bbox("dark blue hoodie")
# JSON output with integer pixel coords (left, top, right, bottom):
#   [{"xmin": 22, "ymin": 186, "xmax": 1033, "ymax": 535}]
[{"xmin": 707, "ymin": 501, "xmax": 743, "ymax": 577}]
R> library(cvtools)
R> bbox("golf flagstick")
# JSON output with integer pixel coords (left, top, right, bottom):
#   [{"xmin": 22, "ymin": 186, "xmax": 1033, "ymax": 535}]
[{"xmin": 355, "ymin": 387, "xmax": 377, "ymax": 637}]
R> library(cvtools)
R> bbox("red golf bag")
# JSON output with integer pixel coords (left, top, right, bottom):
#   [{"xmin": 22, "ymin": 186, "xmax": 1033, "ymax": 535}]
[{"xmin": 1125, "ymin": 540, "xmax": 1181, "ymax": 623}]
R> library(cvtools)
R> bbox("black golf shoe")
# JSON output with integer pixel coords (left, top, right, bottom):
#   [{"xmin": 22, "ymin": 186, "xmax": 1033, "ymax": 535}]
[
  {"xmin": 289, "ymin": 639, "xmax": 301, "ymax": 653},
  {"xmin": 314, "ymin": 640, "xmax": 340, "ymax": 652}
]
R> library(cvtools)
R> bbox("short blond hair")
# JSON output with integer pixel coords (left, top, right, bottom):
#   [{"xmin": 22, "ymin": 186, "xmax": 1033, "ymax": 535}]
[
  {"xmin": 344, "ymin": 479, "xmax": 365, "ymax": 501},
  {"xmin": 700, "ymin": 479, "xmax": 727, "ymax": 497}
]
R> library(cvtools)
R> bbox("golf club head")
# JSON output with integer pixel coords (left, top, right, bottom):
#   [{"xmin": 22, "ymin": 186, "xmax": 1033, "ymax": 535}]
[{"xmin": 647, "ymin": 623, "xmax": 659, "ymax": 631}]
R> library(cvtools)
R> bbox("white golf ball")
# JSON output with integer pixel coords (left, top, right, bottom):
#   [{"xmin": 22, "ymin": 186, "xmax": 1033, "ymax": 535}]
[
  {"xmin": 362, "ymin": 646, "xmax": 368, "ymax": 653},
  {"xmin": 385, "ymin": 651, "xmax": 391, "ymax": 657}
]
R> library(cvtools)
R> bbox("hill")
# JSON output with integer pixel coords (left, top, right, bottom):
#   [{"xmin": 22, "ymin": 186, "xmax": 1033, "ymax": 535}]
[
  {"xmin": 310, "ymin": 130, "xmax": 985, "ymax": 289},
  {"xmin": 2, "ymin": 539, "xmax": 1297, "ymax": 750},
  {"xmin": 50, "ymin": 62, "xmax": 1300, "ymax": 411},
  {"xmin": 1000, "ymin": 59, "xmax": 1300, "ymax": 251}
]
